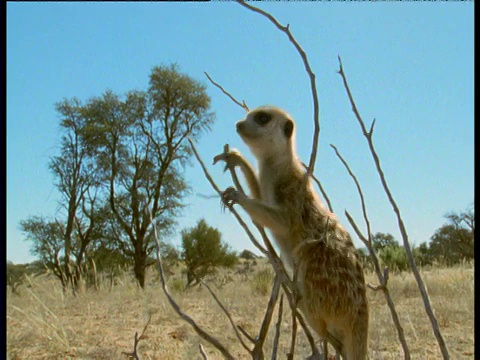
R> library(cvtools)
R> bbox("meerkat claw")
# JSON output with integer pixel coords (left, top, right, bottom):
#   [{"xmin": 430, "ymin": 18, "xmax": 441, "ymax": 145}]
[{"xmin": 221, "ymin": 186, "xmax": 240, "ymax": 208}]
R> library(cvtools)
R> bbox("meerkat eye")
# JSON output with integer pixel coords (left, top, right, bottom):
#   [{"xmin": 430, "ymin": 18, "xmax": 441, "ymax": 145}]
[{"xmin": 254, "ymin": 111, "xmax": 272, "ymax": 126}]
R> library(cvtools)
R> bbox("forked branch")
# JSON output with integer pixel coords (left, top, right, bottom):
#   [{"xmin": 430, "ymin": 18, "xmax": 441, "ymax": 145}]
[
  {"xmin": 150, "ymin": 212, "xmax": 235, "ymax": 360},
  {"xmin": 337, "ymin": 56, "xmax": 449, "ymax": 359},
  {"xmin": 121, "ymin": 315, "xmax": 152, "ymax": 360},
  {"xmin": 331, "ymin": 142, "xmax": 410, "ymax": 358},
  {"xmin": 237, "ymin": 0, "xmax": 320, "ymax": 177},
  {"xmin": 204, "ymin": 72, "xmax": 249, "ymax": 112}
]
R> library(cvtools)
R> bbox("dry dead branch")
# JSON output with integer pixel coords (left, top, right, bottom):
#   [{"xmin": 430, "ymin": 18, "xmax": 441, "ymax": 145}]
[
  {"xmin": 204, "ymin": 72, "xmax": 249, "ymax": 112},
  {"xmin": 237, "ymin": 0, "xmax": 320, "ymax": 177},
  {"xmin": 199, "ymin": 344, "xmax": 209, "ymax": 360},
  {"xmin": 252, "ymin": 275, "xmax": 282, "ymax": 359},
  {"xmin": 331, "ymin": 143, "xmax": 410, "ymax": 358},
  {"xmin": 201, "ymin": 280, "xmax": 252, "ymax": 354},
  {"xmin": 367, "ymin": 267, "xmax": 389, "ymax": 292},
  {"xmin": 287, "ymin": 265, "xmax": 300, "ymax": 360},
  {"xmin": 192, "ymin": 138, "xmax": 325, "ymax": 358},
  {"xmin": 150, "ymin": 211, "xmax": 235, "ymax": 360},
  {"xmin": 301, "ymin": 162, "xmax": 334, "ymax": 213},
  {"xmin": 121, "ymin": 315, "xmax": 151, "ymax": 360},
  {"xmin": 337, "ymin": 56, "xmax": 450, "ymax": 359},
  {"xmin": 271, "ymin": 294, "xmax": 284, "ymax": 360}
]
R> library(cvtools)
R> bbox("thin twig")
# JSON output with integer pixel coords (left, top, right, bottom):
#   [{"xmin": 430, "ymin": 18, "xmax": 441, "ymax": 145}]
[
  {"xmin": 367, "ymin": 267, "xmax": 389, "ymax": 291},
  {"xmin": 271, "ymin": 294, "xmax": 284, "ymax": 360},
  {"xmin": 193, "ymin": 139, "xmax": 323, "ymax": 357},
  {"xmin": 201, "ymin": 280, "xmax": 252, "ymax": 354},
  {"xmin": 237, "ymin": 325, "xmax": 256, "ymax": 344},
  {"xmin": 345, "ymin": 211, "xmax": 410, "ymax": 359},
  {"xmin": 150, "ymin": 211, "xmax": 234, "ymax": 360},
  {"xmin": 331, "ymin": 142, "xmax": 410, "ymax": 358},
  {"xmin": 204, "ymin": 72, "xmax": 249, "ymax": 112},
  {"xmin": 121, "ymin": 315, "xmax": 152, "ymax": 360},
  {"xmin": 237, "ymin": 0, "xmax": 320, "ymax": 177},
  {"xmin": 199, "ymin": 344, "xmax": 209, "ymax": 360},
  {"xmin": 189, "ymin": 138, "xmax": 269, "ymax": 257},
  {"xmin": 330, "ymin": 144, "xmax": 371, "ymax": 243},
  {"xmin": 337, "ymin": 55, "xmax": 449, "ymax": 359},
  {"xmin": 287, "ymin": 265, "xmax": 299, "ymax": 360},
  {"xmin": 301, "ymin": 162, "xmax": 334, "ymax": 213},
  {"xmin": 252, "ymin": 275, "xmax": 282, "ymax": 359}
]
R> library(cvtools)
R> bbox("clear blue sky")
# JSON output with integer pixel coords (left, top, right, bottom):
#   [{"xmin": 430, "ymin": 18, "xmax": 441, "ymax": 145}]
[{"xmin": 7, "ymin": 2, "xmax": 474, "ymax": 264}]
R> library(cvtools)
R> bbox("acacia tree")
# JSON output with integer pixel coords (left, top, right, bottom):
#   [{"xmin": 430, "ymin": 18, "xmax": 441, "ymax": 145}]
[
  {"xmin": 84, "ymin": 64, "xmax": 215, "ymax": 288},
  {"xmin": 429, "ymin": 209, "xmax": 474, "ymax": 265},
  {"xmin": 181, "ymin": 219, "xmax": 238, "ymax": 286},
  {"xmin": 19, "ymin": 216, "xmax": 67, "ymax": 287},
  {"xmin": 47, "ymin": 98, "xmax": 103, "ymax": 290}
]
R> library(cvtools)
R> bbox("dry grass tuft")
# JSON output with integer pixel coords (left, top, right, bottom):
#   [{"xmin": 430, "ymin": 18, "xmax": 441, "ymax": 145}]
[{"xmin": 7, "ymin": 260, "xmax": 474, "ymax": 359}]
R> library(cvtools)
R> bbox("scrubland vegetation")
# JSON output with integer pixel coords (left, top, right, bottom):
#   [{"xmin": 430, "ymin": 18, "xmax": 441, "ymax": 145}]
[{"xmin": 7, "ymin": 259, "xmax": 474, "ymax": 359}]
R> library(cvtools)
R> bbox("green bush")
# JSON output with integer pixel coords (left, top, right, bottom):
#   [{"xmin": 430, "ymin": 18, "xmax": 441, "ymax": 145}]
[
  {"xmin": 181, "ymin": 219, "xmax": 238, "ymax": 286},
  {"xmin": 378, "ymin": 246, "xmax": 409, "ymax": 272}
]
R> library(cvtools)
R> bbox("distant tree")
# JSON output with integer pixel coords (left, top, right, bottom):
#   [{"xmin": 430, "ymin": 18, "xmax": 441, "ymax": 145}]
[
  {"xmin": 239, "ymin": 249, "xmax": 258, "ymax": 260},
  {"xmin": 413, "ymin": 242, "xmax": 434, "ymax": 267},
  {"xmin": 7, "ymin": 262, "xmax": 28, "ymax": 295},
  {"xmin": 81, "ymin": 64, "xmax": 214, "ymax": 288},
  {"xmin": 19, "ymin": 216, "xmax": 68, "ymax": 287},
  {"xmin": 371, "ymin": 232, "xmax": 399, "ymax": 252},
  {"xmin": 429, "ymin": 225, "xmax": 473, "ymax": 265},
  {"xmin": 428, "ymin": 205, "xmax": 474, "ymax": 266},
  {"xmin": 159, "ymin": 242, "xmax": 180, "ymax": 277},
  {"xmin": 48, "ymin": 98, "xmax": 103, "ymax": 290},
  {"xmin": 445, "ymin": 203, "xmax": 474, "ymax": 233},
  {"xmin": 181, "ymin": 219, "xmax": 238, "ymax": 286},
  {"xmin": 370, "ymin": 232, "xmax": 411, "ymax": 272},
  {"xmin": 379, "ymin": 245, "xmax": 409, "ymax": 272}
]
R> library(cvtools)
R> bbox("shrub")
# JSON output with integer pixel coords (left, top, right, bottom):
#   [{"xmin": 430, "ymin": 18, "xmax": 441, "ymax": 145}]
[{"xmin": 251, "ymin": 268, "xmax": 274, "ymax": 296}]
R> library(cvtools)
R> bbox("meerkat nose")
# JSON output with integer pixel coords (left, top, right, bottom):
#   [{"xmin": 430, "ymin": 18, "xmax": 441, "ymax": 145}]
[{"xmin": 236, "ymin": 121, "xmax": 244, "ymax": 132}]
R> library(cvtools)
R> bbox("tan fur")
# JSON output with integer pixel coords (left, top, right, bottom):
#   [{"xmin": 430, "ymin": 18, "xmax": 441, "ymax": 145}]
[{"xmin": 219, "ymin": 106, "xmax": 369, "ymax": 359}]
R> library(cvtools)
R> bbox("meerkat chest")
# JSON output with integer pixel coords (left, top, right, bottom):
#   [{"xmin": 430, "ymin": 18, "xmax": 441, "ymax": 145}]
[{"xmin": 258, "ymin": 172, "xmax": 279, "ymax": 206}]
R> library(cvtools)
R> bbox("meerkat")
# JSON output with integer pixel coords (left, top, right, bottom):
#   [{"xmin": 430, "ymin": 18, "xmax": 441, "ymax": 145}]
[{"xmin": 215, "ymin": 106, "xmax": 369, "ymax": 360}]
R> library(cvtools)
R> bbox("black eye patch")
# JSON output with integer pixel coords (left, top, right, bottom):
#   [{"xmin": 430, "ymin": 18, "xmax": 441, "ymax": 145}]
[{"xmin": 253, "ymin": 111, "xmax": 272, "ymax": 126}]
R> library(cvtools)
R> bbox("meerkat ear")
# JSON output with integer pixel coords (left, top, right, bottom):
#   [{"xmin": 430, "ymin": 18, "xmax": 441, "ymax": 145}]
[{"xmin": 284, "ymin": 120, "xmax": 294, "ymax": 138}]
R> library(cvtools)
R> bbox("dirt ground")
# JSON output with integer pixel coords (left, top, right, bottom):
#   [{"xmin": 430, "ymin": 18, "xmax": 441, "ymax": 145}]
[{"xmin": 6, "ymin": 260, "xmax": 474, "ymax": 359}]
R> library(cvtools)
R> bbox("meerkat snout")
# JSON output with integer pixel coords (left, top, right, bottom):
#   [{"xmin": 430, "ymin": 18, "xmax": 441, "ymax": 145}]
[
  {"xmin": 236, "ymin": 121, "xmax": 245, "ymax": 133},
  {"xmin": 283, "ymin": 120, "xmax": 294, "ymax": 139}
]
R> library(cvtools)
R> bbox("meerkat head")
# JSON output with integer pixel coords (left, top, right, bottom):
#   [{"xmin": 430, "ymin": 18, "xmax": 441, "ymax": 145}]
[{"xmin": 236, "ymin": 106, "xmax": 296, "ymax": 161}]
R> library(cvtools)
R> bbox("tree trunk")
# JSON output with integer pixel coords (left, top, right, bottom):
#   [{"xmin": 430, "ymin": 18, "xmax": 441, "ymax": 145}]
[{"xmin": 134, "ymin": 250, "xmax": 147, "ymax": 289}]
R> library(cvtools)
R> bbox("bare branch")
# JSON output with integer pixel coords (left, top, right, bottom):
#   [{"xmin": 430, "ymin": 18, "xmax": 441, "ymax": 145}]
[
  {"xmin": 199, "ymin": 344, "xmax": 209, "ymax": 360},
  {"xmin": 337, "ymin": 55, "xmax": 449, "ymax": 359},
  {"xmin": 301, "ymin": 162, "xmax": 334, "ymax": 213},
  {"xmin": 253, "ymin": 275, "xmax": 282, "ymax": 358},
  {"xmin": 330, "ymin": 144, "xmax": 372, "ymax": 247},
  {"xmin": 204, "ymin": 72, "xmax": 249, "ymax": 112},
  {"xmin": 237, "ymin": 325, "xmax": 256, "ymax": 344},
  {"xmin": 367, "ymin": 267, "xmax": 389, "ymax": 292},
  {"xmin": 121, "ymin": 315, "xmax": 152, "ymax": 360},
  {"xmin": 189, "ymin": 138, "xmax": 269, "ymax": 257},
  {"xmin": 287, "ymin": 265, "xmax": 300, "ymax": 360},
  {"xmin": 237, "ymin": 0, "xmax": 320, "ymax": 177},
  {"xmin": 150, "ymin": 211, "xmax": 235, "ymax": 360},
  {"xmin": 271, "ymin": 294, "xmax": 284, "ymax": 360},
  {"xmin": 332, "ymin": 142, "xmax": 409, "ymax": 357},
  {"xmin": 369, "ymin": 118, "xmax": 376, "ymax": 138},
  {"xmin": 345, "ymin": 210, "xmax": 410, "ymax": 359},
  {"xmin": 193, "ymin": 139, "xmax": 324, "ymax": 357},
  {"xmin": 201, "ymin": 280, "xmax": 252, "ymax": 354}
]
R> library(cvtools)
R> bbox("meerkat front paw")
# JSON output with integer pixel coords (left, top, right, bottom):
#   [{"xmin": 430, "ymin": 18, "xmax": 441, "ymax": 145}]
[
  {"xmin": 213, "ymin": 148, "xmax": 244, "ymax": 173},
  {"xmin": 221, "ymin": 186, "xmax": 243, "ymax": 208}
]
